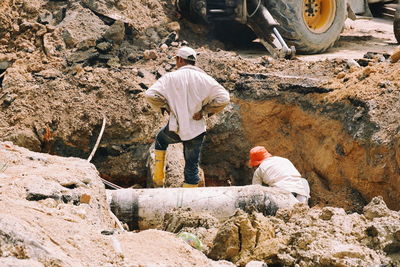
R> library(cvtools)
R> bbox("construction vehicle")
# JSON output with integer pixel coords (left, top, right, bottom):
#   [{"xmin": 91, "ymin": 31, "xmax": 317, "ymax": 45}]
[{"xmin": 176, "ymin": 0, "xmax": 380, "ymax": 58}]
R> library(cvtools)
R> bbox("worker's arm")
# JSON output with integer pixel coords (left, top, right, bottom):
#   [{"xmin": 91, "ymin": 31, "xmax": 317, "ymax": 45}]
[
  {"xmin": 202, "ymin": 83, "xmax": 230, "ymax": 116},
  {"xmin": 144, "ymin": 79, "xmax": 170, "ymax": 113},
  {"xmin": 193, "ymin": 83, "xmax": 230, "ymax": 120},
  {"xmin": 252, "ymin": 167, "xmax": 263, "ymax": 185}
]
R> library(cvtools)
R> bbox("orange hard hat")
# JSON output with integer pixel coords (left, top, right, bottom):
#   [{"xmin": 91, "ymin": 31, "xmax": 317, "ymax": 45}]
[{"xmin": 249, "ymin": 146, "xmax": 270, "ymax": 167}]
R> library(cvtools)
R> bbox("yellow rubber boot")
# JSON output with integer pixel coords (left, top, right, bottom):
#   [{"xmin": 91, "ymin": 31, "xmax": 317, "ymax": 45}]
[
  {"xmin": 153, "ymin": 150, "xmax": 166, "ymax": 187},
  {"xmin": 182, "ymin": 183, "xmax": 198, "ymax": 188}
]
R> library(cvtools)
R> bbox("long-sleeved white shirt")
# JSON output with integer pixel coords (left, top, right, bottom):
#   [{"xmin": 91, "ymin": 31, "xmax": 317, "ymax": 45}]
[
  {"xmin": 145, "ymin": 65, "xmax": 230, "ymax": 141},
  {"xmin": 252, "ymin": 156, "xmax": 310, "ymax": 197}
]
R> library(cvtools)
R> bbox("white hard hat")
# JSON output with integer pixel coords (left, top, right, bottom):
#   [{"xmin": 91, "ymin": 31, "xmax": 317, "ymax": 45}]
[{"xmin": 176, "ymin": 46, "xmax": 197, "ymax": 61}]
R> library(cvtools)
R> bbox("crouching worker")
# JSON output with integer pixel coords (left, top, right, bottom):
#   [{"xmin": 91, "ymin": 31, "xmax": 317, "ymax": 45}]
[
  {"xmin": 145, "ymin": 46, "xmax": 230, "ymax": 188},
  {"xmin": 248, "ymin": 146, "xmax": 310, "ymax": 204}
]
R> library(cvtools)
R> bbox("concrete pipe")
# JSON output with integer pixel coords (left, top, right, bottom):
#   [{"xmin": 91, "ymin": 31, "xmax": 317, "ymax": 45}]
[{"xmin": 107, "ymin": 185, "xmax": 299, "ymax": 230}]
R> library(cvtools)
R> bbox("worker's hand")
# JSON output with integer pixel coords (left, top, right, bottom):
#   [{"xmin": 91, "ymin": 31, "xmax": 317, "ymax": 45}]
[{"xmin": 192, "ymin": 110, "xmax": 203, "ymax": 120}]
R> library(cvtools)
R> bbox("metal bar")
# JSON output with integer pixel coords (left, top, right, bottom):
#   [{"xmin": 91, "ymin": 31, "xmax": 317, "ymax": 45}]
[{"xmin": 273, "ymin": 27, "xmax": 290, "ymax": 50}]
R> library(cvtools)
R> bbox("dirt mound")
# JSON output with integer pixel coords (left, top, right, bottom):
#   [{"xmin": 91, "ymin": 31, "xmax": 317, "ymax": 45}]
[
  {"xmin": 0, "ymin": 142, "xmax": 235, "ymax": 266},
  {"xmin": 326, "ymin": 60, "xmax": 400, "ymax": 142},
  {"xmin": 163, "ymin": 207, "xmax": 220, "ymax": 254},
  {"xmin": 206, "ymin": 200, "xmax": 400, "ymax": 266}
]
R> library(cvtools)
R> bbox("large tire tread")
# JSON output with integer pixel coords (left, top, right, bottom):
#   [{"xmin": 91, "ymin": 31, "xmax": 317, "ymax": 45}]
[{"xmin": 264, "ymin": 0, "xmax": 346, "ymax": 54}]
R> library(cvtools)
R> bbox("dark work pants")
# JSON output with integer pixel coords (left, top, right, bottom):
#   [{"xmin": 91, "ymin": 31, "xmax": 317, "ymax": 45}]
[{"xmin": 155, "ymin": 125, "xmax": 205, "ymax": 185}]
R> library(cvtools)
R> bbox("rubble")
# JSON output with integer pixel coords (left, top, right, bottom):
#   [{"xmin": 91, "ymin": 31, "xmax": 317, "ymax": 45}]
[
  {"xmin": 390, "ymin": 47, "xmax": 400, "ymax": 63},
  {"xmin": 0, "ymin": 0, "xmax": 399, "ymax": 265},
  {"xmin": 0, "ymin": 142, "xmax": 235, "ymax": 266}
]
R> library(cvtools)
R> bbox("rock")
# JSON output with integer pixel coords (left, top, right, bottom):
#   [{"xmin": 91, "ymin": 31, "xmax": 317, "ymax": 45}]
[
  {"xmin": 59, "ymin": 29, "xmax": 75, "ymax": 47},
  {"xmin": 320, "ymin": 243, "xmax": 367, "ymax": 264},
  {"xmin": 0, "ymin": 61, "xmax": 10, "ymax": 70},
  {"xmin": 390, "ymin": 47, "xmax": 400, "ymax": 63},
  {"xmin": 35, "ymin": 69, "xmax": 62, "ymax": 79},
  {"xmin": 167, "ymin": 21, "xmax": 181, "ymax": 32},
  {"xmin": 363, "ymin": 196, "xmax": 391, "ymax": 219},
  {"xmin": 160, "ymin": 43, "xmax": 168, "ymax": 52},
  {"xmin": 96, "ymin": 42, "xmax": 113, "ymax": 53},
  {"xmin": 346, "ymin": 59, "xmax": 360, "ymax": 68},
  {"xmin": 66, "ymin": 48, "xmax": 99, "ymax": 65},
  {"xmin": 349, "ymin": 66, "xmax": 358, "ymax": 73},
  {"xmin": 362, "ymin": 66, "xmax": 375, "ymax": 77},
  {"xmin": 144, "ymin": 27, "xmax": 160, "ymax": 43},
  {"xmin": 76, "ymin": 39, "xmax": 97, "ymax": 50},
  {"xmin": 156, "ymin": 68, "xmax": 166, "ymax": 79},
  {"xmin": 145, "ymin": 28, "xmax": 157, "ymax": 38},
  {"xmin": 38, "ymin": 11, "xmax": 55, "ymax": 25},
  {"xmin": 395, "ymin": 230, "xmax": 400, "ymax": 241},
  {"xmin": 58, "ymin": 3, "xmax": 108, "ymax": 49},
  {"xmin": 143, "ymin": 50, "xmax": 157, "ymax": 60},
  {"xmin": 7, "ymin": 129, "xmax": 41, "ymax": 152},
  {"xmin": 80, "ymin": 194, "xmax": 91, "ymax": 204},
  {"xmin": 320, "ymin": 207, "xmax": 336, "ymax": 220},
  {"xmin": 98, "ymin": 54, "xmax": 114, "ymax": 61},
  {"xmin": 101, "ymin": 229, "xmax": 115, "ymax": 235},
  {"xmin": 163, "ymin": 208, "xmax": 219, "ymax": 233},
  {"xmin": 162, "ymin": 32, "xmax": 178, "ymax": 46},
  {"xmin": 336, "ymin": 72, "xmax": 346, "ymax": 79},
  {"xmin": 171, "ymin": 42, "xmax": 179, "ymax": 47},
  {"xmin": 107, "ymin": 57, "xmax": 121, "ymax": 68},
  {"xmin": 43, "ymin": 32, "xmax": 65, "ymax": 57},
  {"xmin": 103, "ymin": 20, "xmax": 125, "ymax": 44},
  {"xmin": 2, "ymin": 93, "xmax": 17, "ymax": 107},
  {"xmin": 355, "ymin": 58, "xmax": 371, "ymax": 67},
  {"xmin": 26, "ymin": 178, "xmax": 63, "ymax": 201},
  {"xmin": 127, "ymin": 53, "xmax": 142, "ymax": 63},
  {"xmin": 208, "ymin": 210, "xmax": 276, "ymax": 263}
]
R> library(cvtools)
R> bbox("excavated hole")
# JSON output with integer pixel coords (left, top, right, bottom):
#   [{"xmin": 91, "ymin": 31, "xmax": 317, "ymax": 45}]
[{"xmin": 38, "ymin": 76, "xmax": 398, "ymax": 212}]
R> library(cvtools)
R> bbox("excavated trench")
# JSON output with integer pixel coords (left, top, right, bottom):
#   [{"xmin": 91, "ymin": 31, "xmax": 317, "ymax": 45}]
[
  {"xmin": 200, "ymin": 74, "xmax": 399, "ymax": 212},
  {"xmin": 37, "ymin": 71, "xmax": 399, "ymax": 212},
  {"xmin": 0, "ymin": 0, "xmax": 398, "ymax": 213}
]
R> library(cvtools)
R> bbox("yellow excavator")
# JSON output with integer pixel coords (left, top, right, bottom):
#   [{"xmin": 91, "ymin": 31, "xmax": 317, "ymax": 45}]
[{"xmin": 177, "ymin": 0, "xmax": 385, "ymax": 58}]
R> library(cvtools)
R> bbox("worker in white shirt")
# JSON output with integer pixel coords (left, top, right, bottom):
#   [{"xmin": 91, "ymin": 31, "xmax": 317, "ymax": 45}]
[
  {"xmin": 145, "ymin": 46, "xmax": 230, "ymax": 188},
  {"xmin": 249, "ymin": 146, "xmax": 310, "ymax": 204}
]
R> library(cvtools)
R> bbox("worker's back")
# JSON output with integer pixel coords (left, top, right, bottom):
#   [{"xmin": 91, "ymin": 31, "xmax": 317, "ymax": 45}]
[
  {"xmin": 147, "ymin": 65, "xmax": 227, "ymax": 140},
  {"xmin": 253, "ymin": 156, "xmax": 310, "ymax": 197}
]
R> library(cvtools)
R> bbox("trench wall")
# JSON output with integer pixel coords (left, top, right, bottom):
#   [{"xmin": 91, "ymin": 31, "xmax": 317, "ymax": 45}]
[{"xmin": 201, "ymin": 95, "xmax": 399, "ymax": 211}]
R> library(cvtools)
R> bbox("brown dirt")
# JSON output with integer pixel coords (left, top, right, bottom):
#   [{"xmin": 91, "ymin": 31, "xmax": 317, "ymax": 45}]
[
  {"xmin": 0, "ymin": 0, "xmax": 400, "ymax": 265},
  {"xmin": 162, "ymin": 200, "xmax": 400, "ymax": 267},
  {"xmin": 0, "ymin": 141, "xmax": 234, "ymax": 266}
]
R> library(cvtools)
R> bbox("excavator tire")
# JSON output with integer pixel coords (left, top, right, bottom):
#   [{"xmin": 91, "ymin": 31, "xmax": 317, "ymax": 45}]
[
  {"xmin": 263, "ymin": 0, "xmax": 346, "ymax": 54},
  {"xmin": 394, "ymin": 5, "xmax": 400, "ymax": 44}
]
